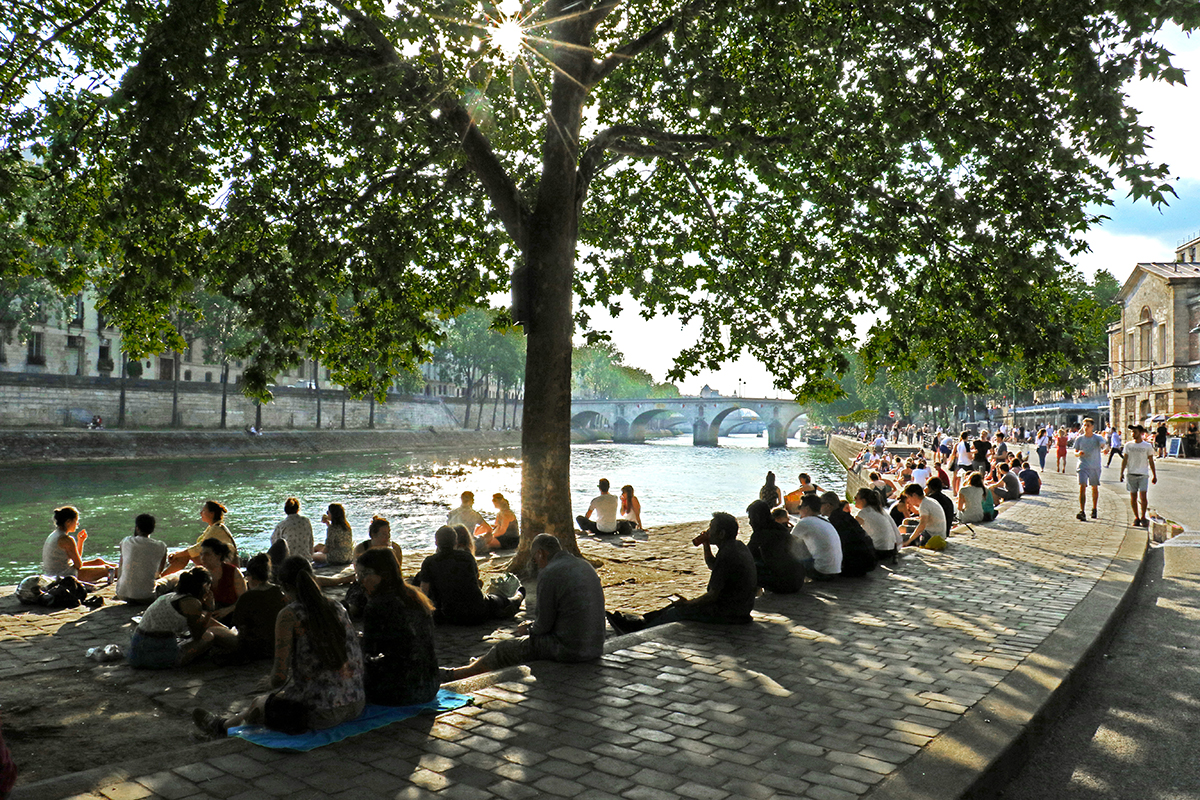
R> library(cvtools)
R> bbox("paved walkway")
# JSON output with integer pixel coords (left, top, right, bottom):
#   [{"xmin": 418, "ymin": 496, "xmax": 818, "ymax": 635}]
[{"xmin": 5, "ymin": 468, "xmax": 1144, "ymax": 800}]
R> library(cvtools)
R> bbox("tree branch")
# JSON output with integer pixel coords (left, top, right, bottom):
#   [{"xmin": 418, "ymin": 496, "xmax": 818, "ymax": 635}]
[
  {"xmin": 0, "ymin": 0, "xmax": 114, "ymax": 104},
  {"xmin": 589, "ymin": 0, "xmax": 711, "ymax": 86},
  {"xmin": 325, "ymin": 0, "xmax": 532, "ymax": 253}
]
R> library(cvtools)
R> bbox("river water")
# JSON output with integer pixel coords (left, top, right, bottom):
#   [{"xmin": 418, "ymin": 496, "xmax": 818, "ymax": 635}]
[{"xmin": 0, "ymin": 434, "xmax": 843, "ymax": 584}]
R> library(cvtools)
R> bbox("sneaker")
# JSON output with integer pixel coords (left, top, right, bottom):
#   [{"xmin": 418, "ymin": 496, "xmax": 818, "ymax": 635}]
[
  {"xmin": 1091, "ymin": 508, "xmax": 1098, "ymax": 519},
  {"xmin": 606, "ymin": 610, "xmax": 633, "ymax": 635},
  {"xmin": 191, "ymin": 708, "xmax": 226, "ymax": 738},
  {"xmin": 1077, "ymin": 512, "xmax": 1087, "ymax": 522}
]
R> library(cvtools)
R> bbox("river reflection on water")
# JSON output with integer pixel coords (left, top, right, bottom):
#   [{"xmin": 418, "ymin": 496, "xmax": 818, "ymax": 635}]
[{"xmin": 0, "ymin": 434, "xmax": 843, "ymax": 583}]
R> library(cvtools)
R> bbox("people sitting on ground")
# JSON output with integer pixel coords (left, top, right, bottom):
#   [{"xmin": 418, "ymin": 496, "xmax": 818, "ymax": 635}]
[
  {"xmin": 192, "ymin": 556, "xmax": 365, "ymax": 738},
  {"xmin": 115, "ymin": 514, "xmax": 168, "ymax": 604},
  {"xmin": 987, "ymin": 463, "xmax": 1023, "ymax": 505},
  {"xmin": 442, "ymin": 534, "xmax": 605, "ymax": 681},
  {"xmin": 745, "ymin": 500, "xmax": 803, "ymax": 594},
  {"xmin": 452, "ymin": 524, "xmax": 476, "ymax": 556},
  {"xmin": 868, "ymin": 471, "xmax": 897, "ymax": 508},
  {"xmin": 197, "ymin": 538, "xmax": 246, "ymax": 618},
  {"xmin": 924, "ymin": 478, "xmax": 956, "ymax": 537},
  {"xmin": 42, "ymin": 506, "xmax": 116, "ymax": 583},
  {"xmin": 1017, "ymin": 460, "xmax": 1041, "ymax": 495},
  {"xmin": 163, "ymin": 501, "xmax": 237, "ymax": 576},
  {"xmin": 619, "ymin": 484, "xmax": 644, "ymax": 532},
  {"xmin": 819, "ymin": 492, "xmax": 876, "ymax": 577},
  {"xmin": 576, "ymin": 479, "xmax": 625, "ymax": 536},
  {"xmin": 853, "ymin": 488, "xmax": 903, "ymax": 562},
  {"xmin": 416, "ymin": 526, "xmax": 523, "ymax": 624},
  {"xmin": 759, "ymin": 471, "xmax": 782, "ymax": 507},
  {"xmin": 198, "ymin": 554, "xmax": 287, "ymax": 665},
  {"xmin": 933, "ymin": 461, "xmax": 952, "ymax": 494},
  {"xmin": 447, "ymin": 491, "xmax": 489, "ymax": 540},
  {"xmin": 352, "ymin": 515, "xmax": 404, "ymax": 563},
  {"xmin": 957, "ymin": 472, "xmax": 995, "ymax": 524},
  {"xmin": 900, "ymin": 483, "xmax": 947, "ymax": 548},
  {"xmin": 313, "ymin": 503, "xmax": 354, "ymax": 565},
  {"xmin": 271, "ymin": 497, "xmax": 313, "ymax": 563},
  {"xmin": 128, "ymin": 567, "xmax": 224, "ymax": 669},
  {"xmin": 784, "ymin": 473, "xmax": 823, "ymax": 513},
  {"xmin": 267, "ymin": 539, "xmax": 289, "ymax": 584},
  {"xmin": 910, "ymin": 460, "xmax": 932, "ymax": 488},
  {"xmin": 481, "ymin": 493, "xmax": 521, "ymax": 549},
  {"xmin": 356, "ymin": 548, "xmax": 440, "ymax": 707},
  {"xmin": 790, "ymin": 495, "xmax": 843, "ymax": 580},
  {"xmin": 607, "ymin": 512, "xmax": 757, "ymax": 632}
]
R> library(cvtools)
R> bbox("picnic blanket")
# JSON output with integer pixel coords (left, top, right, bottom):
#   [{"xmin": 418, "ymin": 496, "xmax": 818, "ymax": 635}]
[{"xmin": 230, "ymin": 689, "xmax": 472, "ymax": 751}]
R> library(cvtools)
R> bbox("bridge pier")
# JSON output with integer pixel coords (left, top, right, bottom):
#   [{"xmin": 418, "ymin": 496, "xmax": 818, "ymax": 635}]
[
  {"xmin": 692, "ymin": 420, "xmax": 719, "ymax": 447},
  {"xmin": 613, "ymin": 417, "xmax": 636, "ymax": 443},
  {"xmin": 766, "ymin": 421, "xmax": 788, "ymax": 448}
]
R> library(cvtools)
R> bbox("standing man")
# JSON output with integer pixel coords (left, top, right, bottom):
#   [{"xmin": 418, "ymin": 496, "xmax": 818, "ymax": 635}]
[
  {"xmin": 271, "ymin": 497, "xmax": 313, "ymax": 562},
  {"xmin": 1073, "ymin": 417, "xmax": 1107, "ymax": 521},
  {"xmin": 576, "ymin": 478, "xmax": 623, "ymax": 535},
  {"xmin": 1106, "ymin": 426, "xmax": 1123, "ymax": 467},
  {"xmin": 1119, "ymin": 425, "xmax": 1157, "ymax": 528}
]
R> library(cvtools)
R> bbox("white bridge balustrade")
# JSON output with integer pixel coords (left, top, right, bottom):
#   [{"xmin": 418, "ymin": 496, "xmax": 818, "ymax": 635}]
[{"xmin": 569, "ymin": 397, "xmax": 809, "ymax": 447}]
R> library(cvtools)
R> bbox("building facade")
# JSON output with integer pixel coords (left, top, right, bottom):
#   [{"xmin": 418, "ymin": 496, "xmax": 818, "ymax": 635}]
[{"xmin": 1108, "ymin": 239, "xmax": 1200, "ymax": 428}]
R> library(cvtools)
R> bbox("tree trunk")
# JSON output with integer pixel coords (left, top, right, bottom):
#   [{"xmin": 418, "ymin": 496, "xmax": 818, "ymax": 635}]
[
  {"xmin": 462, "ymin": 367, "xmax": 475, "ymax": 430},
  {"xmin": 509, "ymin": 22, "xmax": 590, "ymax": 574},
  {"xmin": 341, "ymin": 389, "xmax": 347, "ymax": 429},
  {"xmin": 502, "ymin": 387, "xmax": 509, "ymax": 429},
  {"xmin": 476, "ymin": 371, "xmax": 489, "ymax": 431},
  {"xmin": 368, "ymin": 395, "xmax": 375, "ymax": 429},
  {"xmin": 491, "ymin": 377, "xmax": 502, "ymax": 430},
  {"xmin": 117, "ymin": 351, "xmax": 127, "ymax": 428},
  {"xmin": 314, "ymin": 360, "xmax": 322, "ymax": 428},
  {"xmin": 171, "ymin": 350, "xmax": 181, "ymax": 428},
  {"xmin": 219, "ymin": 361, "xmax": 229, "ymax": 429}
]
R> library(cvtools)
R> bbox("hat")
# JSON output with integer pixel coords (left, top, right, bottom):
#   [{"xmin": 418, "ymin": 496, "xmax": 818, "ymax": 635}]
[{"xmin": 1129, "ymin": 424, "xmax": 1146, "ymax": 432}]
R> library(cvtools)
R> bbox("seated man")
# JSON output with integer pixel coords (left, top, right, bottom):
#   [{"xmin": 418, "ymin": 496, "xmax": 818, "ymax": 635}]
[
  {"xmin": 791, "ymin": 495, "xmax": 843, "ymax": 580},
  {"xmin": 818, "ymin": 492, "xmax": 875, "ymax": 577},
  {"xmin": 417, "ymin": 526, "xmax": 522, "ymax": 624},
  {"xmin": 924, "ymin": 478, "xmax": 955, "ymax": 537},
  {"xmin": 988, "ymin": 463, "xmax": 1023, "ymax": 504},
  {"xmin": 607, "ymin": 512, "xmax": 757, "ymax": 631},
  {"xmin": 900, "ymin": 483, "xmax": 946, "ymax": 547},
  {"xmin": 442, "ymin": 534, "xmax": 605, "ymax": 681},
  {"xmin": 447, "ymin": 491, "xmax": 490, "ymax": 537},
  {"xmin": 1017, "ymin": 460, "xmax": 1041, "ymax": 495}
]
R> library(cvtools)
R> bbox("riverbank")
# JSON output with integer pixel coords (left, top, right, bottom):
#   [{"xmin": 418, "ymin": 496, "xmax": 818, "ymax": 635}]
[{"xmin": 0, "ymin": 428, "xmax": 523, "ymax": 467}]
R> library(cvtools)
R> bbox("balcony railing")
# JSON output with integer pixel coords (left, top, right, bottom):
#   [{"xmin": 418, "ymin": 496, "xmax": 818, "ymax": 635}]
[{"xmin": 1110, "ymin": 364, "xmax": 1200, "ymax": 391}]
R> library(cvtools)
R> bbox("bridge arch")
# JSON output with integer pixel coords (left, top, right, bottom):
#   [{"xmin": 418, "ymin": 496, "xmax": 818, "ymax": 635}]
[
  {"xmin": 570, "ymin": 410, "xmax": 605, "ymax": 430},
  {"xmin": 619, "ymin": 408, "xmax": 678, "ymax": 443}
]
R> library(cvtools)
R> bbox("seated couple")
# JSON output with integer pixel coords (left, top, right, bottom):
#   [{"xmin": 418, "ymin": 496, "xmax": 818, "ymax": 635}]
[
  {"xmin": 577, "ymin": 479, "xmax": 642, "ymax": 537},
  {"xmin": 447, "ymin": 491, "xmax": 520, "ymax": 550}
]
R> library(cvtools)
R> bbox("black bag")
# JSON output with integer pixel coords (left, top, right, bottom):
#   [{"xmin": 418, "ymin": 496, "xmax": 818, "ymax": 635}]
[
  {"xmin": 263, "ymin": 693, "xmax": 310, "ymax": 735},
  {"xmin": 41, "ymin": 576, "xmax": 90, "ymax": 609}
]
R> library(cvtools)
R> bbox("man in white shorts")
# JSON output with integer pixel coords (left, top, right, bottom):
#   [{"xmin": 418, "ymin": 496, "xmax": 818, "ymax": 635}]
[
  {"xmin": 1073, "ymin": 417, "xmax": 1107, "ymax": 521},
  {"xmin": 1119, "ymin": 425, "xmax": 1157, "ymax": 528}
]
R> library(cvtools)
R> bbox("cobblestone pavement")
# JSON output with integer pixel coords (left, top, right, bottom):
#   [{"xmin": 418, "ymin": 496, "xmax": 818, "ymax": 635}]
[{"xmin": 4, "ymin": 467, "xmax": 1138, "ymax": 800}]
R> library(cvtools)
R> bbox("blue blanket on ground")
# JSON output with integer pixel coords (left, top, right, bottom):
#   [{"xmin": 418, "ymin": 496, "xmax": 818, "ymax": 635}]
[{"xmin": 229, "ymin": 689, "xmax": 472, "ymax": 751}]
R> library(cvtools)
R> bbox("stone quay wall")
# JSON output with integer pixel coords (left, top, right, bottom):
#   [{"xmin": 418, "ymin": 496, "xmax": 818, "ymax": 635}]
[{"xmin": 0, "ymin": 372, "xmax": 461, "ymax": 431}]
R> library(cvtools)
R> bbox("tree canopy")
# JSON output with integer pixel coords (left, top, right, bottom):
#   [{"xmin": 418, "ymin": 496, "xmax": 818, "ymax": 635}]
[{"xmin": 3, "ymin": 0, "xmax": 1197, "ymax": 547}]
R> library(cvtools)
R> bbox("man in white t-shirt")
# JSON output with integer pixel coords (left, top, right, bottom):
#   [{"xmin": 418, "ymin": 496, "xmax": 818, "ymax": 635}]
[
  {"xmin": 448, "ymin": 491, "xmax": 490, "ymax": 534},
  {"xmin": 1119, "ymin": 425, "xmax": 1157, "ymax": 528},
  {"xmin": 577, "ymin": 478, "xmax": 620, "ymax": 534},
  {"xmin": 115, "ymin": 514, "xmax": 168, "ymax": 603},
  {"xmin": 790, "ymin": 494, "xmax": 842, "ymax": 580},
  {"xmin": 900, "ymin": 483, "xmax": 947, "ymax": 547}
]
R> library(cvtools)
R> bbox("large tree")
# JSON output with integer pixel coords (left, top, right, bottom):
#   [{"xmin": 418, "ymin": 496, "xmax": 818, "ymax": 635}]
[{"xmin": 3, "ymin": 0, "xmax": 1197, "ymax": 555}]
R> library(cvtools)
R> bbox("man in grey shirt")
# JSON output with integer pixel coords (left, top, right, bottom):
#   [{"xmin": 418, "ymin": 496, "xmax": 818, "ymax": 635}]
[
  {"xmin": 1073, "ymin": 417, "xmax": 1107, "ymax": 521},
  {"xmin": 443, "ymin": 534, "xmax": 606, "ymax": 680}
]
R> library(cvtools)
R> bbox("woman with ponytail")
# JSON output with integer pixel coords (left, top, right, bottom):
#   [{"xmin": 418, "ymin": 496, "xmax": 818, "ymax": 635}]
[{"xmin": 193, "ymin": 556, "xmax": 363, "ymax": 737}]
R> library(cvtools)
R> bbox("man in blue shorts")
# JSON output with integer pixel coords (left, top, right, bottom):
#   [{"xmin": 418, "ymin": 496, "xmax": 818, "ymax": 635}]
[{"xmin": 1073, "ymin": 417, "xmax": 1107, "ymax": 521}]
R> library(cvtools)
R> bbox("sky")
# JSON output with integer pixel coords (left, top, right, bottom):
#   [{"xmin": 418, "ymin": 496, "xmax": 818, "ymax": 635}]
[{"xmin": 577, "ymin": 25, "xmax": 1200, "ymax": 400}]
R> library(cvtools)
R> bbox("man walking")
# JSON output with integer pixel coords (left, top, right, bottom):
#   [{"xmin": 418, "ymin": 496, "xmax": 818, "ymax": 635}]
[
  {"xmin": 1106, "ymin": 426, "xmax": 1123, "ymax": 467},
  {"xmin": 1074, "ymin": 417, "xmax": 1107, "ymax": 521},
  {"xmin": 1119, "ymin": 425, "xmax": 1157, "ymax": 528}
]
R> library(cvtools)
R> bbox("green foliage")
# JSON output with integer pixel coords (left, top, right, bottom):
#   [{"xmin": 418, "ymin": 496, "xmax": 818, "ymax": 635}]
[
  {"xmin": 572, "ymin": 341, "xmax": 678, "ymax": 399},
  {"xmin": 2, "ymin": 0, "xmax": 1196, "ymax": 400}
]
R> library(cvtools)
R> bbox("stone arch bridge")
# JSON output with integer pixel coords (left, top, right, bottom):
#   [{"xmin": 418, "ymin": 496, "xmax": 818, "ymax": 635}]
[{"xmin": 570, "ymin": 397, "xmax": 809, "ymax": 447}]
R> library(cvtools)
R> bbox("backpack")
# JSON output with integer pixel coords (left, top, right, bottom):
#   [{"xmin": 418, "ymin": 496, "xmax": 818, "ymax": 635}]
[{"xmin": 41, "ymin": 576, "xmax": 91, "ymax": 609}]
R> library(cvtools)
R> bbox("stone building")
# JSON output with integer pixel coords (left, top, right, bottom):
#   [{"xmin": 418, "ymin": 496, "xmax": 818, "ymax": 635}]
[{"xmin": 1107, "ymin": 235, "xmax": 1200, "ymax": 427}]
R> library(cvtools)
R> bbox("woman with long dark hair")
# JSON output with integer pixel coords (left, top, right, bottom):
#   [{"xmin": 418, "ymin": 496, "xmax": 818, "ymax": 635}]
[
  {"xmin": 745, "ymin": 499, "xmax": 802, "ymax": 594},
  {"xmin": 619, "ymin": 485, "xmax": 643, "ymax": 533},
  {"xmin": 193, "ymin": 556, "xmax": 364, "ymax": 737},
  {"xmin": 314, "ymin": 503, "xmax": 354, "ymax": 565},
  {"xmin": 357, "ymin": 548, "xmax": 440, "ymax": 706}
]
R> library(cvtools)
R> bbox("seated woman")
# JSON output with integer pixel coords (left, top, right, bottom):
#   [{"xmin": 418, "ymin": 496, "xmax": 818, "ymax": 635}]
[
  {"xmin": 351, "ymin": 515, "xmax": 404, "ymax": 563},
  {"xmin": 200, "ymin": 554, "xmax": 287, "ymax": 664},
  {"xmin": 197, "ymin": 538, "xmax": 246, "ymax": 619},
  {"xmin": 416, "ymin": 526, "xmax": 523, "ymax": 624},
  {"xmin": 745, "ymin": 500, "xmax": 803, "ymax": 594},
  {"xmin": 42, "ymin": 506, "xmax": 116, "ymax": 583},
  {"xmin": 192, "ymin": 556, "xmax": 365, "ymax": 737},
  {"xmin": 314, "ymin": 503, "xmax": 354, "ymax": 566},
  {"xmin": 957, "ymin": 472, "xmax": 996, "ymax": 524},
  {"xmin": 452, "ymin": 524, "xmax": 476, "ymax": 556},
  {"xmin": 619, "ymin": 485, "xmax": 643, "ymax": 534},
  {"xmin": 853, "ymin": 488, "xmax": 902, "ymax": 562},
  {"xmin": 478, "ymin": 494, "xmax": 519, "ymax": 551},
  {"xmin": 163, "ymin": 500, "xmax": 237, "ymax": 576},
  {"xmin": 128, "ymin": 567, "xmax": 225, "ymax": 669},
  {"xmin": 758, "ymin": 472, "xmax": 782, "ymax": 507},
  {"xmin": 356, "ymin": 548, "xmax": 440, "ymax": 706}
]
